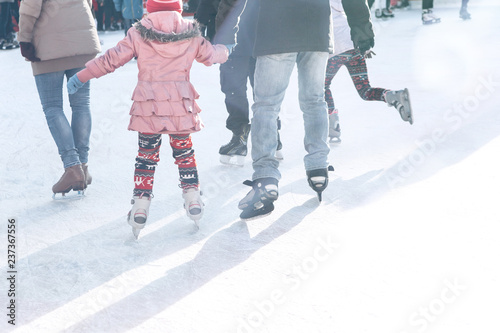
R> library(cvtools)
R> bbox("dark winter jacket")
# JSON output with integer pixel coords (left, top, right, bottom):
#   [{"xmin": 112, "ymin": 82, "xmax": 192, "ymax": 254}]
[
  {"xmin": 253, "ymin": 0, "xmax": 373, "ymax": 57},
  {"xmin": 195, "ymin": 0, "xmax": 243, "ymax": 45},
  {"xmin": 230, "ymin": 0, "xmax": 258, "ymax": 56}
]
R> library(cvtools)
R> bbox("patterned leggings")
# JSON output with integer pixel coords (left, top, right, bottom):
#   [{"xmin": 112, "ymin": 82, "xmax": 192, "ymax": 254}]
[
  {"xmin": 133, "ymin": 132, "xmax": 198, "ymax": 197},
  {"xmin": 324, "ymin": 49, "xmax": 387, "ymax": 114}
]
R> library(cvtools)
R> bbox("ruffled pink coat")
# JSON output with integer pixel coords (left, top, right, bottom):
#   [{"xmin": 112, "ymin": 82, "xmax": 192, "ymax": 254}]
[{"xmin": 78, "ymin": 11, "xmax": 229, "ymax": 134}]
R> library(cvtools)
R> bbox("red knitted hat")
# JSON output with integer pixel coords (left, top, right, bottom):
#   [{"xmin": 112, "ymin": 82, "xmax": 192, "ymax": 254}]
[{"xmin": 146, "ymin": 0, "xmax": 183, "ymax": 13}]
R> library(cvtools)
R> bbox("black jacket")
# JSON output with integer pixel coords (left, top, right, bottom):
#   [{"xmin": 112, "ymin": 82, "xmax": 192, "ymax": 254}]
[
  {"xmin": 195, "ymin": 0, "xmax": 243, "ymax": 45},
  {"xmin": 253, "ymin": 0, "xmax": 373, "ymax": 57}
]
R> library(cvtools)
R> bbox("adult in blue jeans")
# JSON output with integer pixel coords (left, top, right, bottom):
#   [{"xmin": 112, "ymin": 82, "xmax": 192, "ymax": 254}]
[
  {"xmin": 238, "ymin": 0, "xmax": 374, "ymax": 220},
  {"xmin": 18, "ymin": 0, "xmax": 101, "ymax": 196}
]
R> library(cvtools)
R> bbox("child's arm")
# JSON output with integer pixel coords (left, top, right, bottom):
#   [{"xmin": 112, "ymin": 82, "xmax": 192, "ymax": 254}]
[
  {"xmin": 194, "ymin": 37, "xmax": 230, "ymax": 66},
  {"xmin": 67, "ymin": 31, "xmax": 137, "ymax": 94}
]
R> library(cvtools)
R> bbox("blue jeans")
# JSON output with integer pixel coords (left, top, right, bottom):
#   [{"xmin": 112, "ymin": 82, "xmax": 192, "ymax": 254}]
[
  {"xmin": 251, "ymin": 52, "xmax": 330, "ymax": 181},
  {"xmin": 34, "ymin": 68, "xmax": 91, "ymax": 168}
]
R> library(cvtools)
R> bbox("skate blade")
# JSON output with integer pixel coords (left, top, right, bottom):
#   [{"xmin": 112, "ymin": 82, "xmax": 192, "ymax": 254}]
[
  {"xmin": 220, "ymin": 154, "xmax": 245, "ymax": 166},
  {"xmin": 132, "ymin": 227, "xmax": 141, "ymax": 239},
  {"xmin": 239, "ymin": 203, "xmax": 275, "ymax": 221},
  {"xmin": 192, "ymin": 219, "xmax": 200, "ymax": 230},
  {"xmin": 52, "ymin": 190, "xmax": 85, "ymax": 201},
  {"xmin": 402, "ymin": 88, "xmax": 414, "ymax": 125},
  {"xmin": 240, "ymin": 211, "xmax": 273, "ymax": 222},
  {"xmin": 329, "ymin": 137, "xmax": 342, "ymax": 144}
]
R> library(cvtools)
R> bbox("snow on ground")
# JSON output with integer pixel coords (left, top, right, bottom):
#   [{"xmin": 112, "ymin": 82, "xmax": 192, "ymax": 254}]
[{"xmin": 1, "ymin": 2, "xmax": 499, "ymax": 332}]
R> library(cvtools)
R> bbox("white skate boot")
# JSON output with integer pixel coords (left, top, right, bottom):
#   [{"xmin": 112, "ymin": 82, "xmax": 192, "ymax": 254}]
[
  {"xmin": 328, "ymin": 110, "xmax": 341, "ymax": 144},
  {"xmin": 127, "ymin": 196, "xmax": 151, "ymax": 239},
  {"xmin": 385, "ymin": 89, "xmax": 414, "ymax": 124},
  {"xmin": 183, "ymin": 188, "xmax": 204, "ymax": 228}
]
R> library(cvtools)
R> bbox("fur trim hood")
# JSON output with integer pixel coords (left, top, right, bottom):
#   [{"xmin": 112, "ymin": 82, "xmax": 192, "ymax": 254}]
[{"xmin": 134, "ymin": 19, "xmax": 202, "ymax": 43}]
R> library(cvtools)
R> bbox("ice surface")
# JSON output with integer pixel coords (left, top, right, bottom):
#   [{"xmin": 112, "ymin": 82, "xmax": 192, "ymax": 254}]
[{"xmin": 1, "ymin": 3, "xmax": 499, "ymax": 332}]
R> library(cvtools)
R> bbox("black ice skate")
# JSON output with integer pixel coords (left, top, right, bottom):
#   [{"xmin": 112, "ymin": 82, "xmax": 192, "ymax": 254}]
[
  {"xmin": 307, "ymin": 166, "xmax": 334, "ymax": 202},
  {"xmin": 219, "ymin": 124, "xmax": 251, "ymax": 166},
  {"xmin": 328, "ymin": 110, "xmax": 341, "ymax": 144},
  {"xmin": 239, "ymin": 178, "xmax": 279, "ymax": 221},
  {"xmin": 385, "ymin": 88, "xmax": 414, "ymax": 125},
  {"xmin": 422, "ymin": 9, "xmax": 441, "ymax": 25}
]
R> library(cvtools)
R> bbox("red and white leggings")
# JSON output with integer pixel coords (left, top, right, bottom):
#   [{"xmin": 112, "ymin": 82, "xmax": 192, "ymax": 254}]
[{"xmin": 133, "ymin": 132, "xmax": 198, "ymax": 197}]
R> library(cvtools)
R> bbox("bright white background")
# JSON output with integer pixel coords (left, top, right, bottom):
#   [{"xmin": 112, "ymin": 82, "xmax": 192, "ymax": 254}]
[{"xmin": 1, "ymin": 1, "xmax": 499, "ymax": 332}]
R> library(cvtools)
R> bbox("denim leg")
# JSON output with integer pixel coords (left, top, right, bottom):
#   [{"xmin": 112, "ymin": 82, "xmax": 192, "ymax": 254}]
[
  {"xmin": 35, "ymin": 71, "xmax": 81, "ymax": 168},
  {"xmin": 251, "ymin": 53, "xmax": 296, "ymax": 181},
  {"xmin": 66, "ymin": 68, "xmax": 91, "ymax": 165},
  {"xmin": 296, "ymin": 52, "xmax": 330, "ymax": 171}
]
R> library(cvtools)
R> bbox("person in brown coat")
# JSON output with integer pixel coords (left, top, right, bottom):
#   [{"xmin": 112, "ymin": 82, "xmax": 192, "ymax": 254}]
[{"xmin": 17, "ymin": 0, "xmax": 101, "ymax": 197}]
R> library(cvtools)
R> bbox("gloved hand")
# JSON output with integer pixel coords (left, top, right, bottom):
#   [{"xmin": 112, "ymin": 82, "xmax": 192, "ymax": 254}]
[
  {"xmin": 225, "ymin": 44, "xmax": 236, "ymax": 56},
  {"xmin": 357, "ymin": 38, "xmax": 375, "ymax": 59},
  {"xmin": 67, "ymin": 74, "xmax": 85, "ymax": 94},
  {"xmin": 19, "ymin": 42, "xmax": 40, "ymax": 62}
]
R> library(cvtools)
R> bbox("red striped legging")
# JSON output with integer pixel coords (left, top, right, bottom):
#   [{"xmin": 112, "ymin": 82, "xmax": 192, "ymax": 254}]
[
  {"xmin": 324, "ymin": 49, "xmax": 388, "ymax": 114},
  {"xmin": 133, "ymin": 132, "xmax": 198, "ymax": 197}
]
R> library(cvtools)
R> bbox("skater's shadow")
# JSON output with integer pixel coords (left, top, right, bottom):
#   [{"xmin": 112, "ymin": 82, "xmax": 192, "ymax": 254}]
[{"xmin": 65, "ymin": 199, "xmax": 319, "ymax": 332}]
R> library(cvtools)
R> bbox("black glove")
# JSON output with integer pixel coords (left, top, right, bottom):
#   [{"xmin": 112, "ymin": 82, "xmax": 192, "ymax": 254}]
[
  {"xmin": 20, "ymin": 42, "xmax": 41, "ymax": 62},
  {"xmin": 357, "ymin": 38, "xmax": 375, "ymax": 59}
]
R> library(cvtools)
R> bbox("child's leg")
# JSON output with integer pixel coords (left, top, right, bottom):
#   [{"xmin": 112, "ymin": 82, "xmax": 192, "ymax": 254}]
[
  {"xmin": 344, "ymin": 49, "xmax": 387, "ymax": 102},
  {"xmin": 169, "ymin": 134, "xmax": 199, "ymax": 190},
  {"xmin": 325, "ymin": 54, "xmax": 347, "ymax": 115},
  {"xmin": 133, "ymin": 133, "xmax": 162, "ymax": 197}
]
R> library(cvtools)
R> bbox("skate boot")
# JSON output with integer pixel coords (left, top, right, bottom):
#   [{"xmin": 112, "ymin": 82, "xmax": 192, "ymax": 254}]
[
  {"xmin": 459, "ymin": 7, "xmax": 471, "ymax": 20},
  {"xmin": 219, "ymin": 123, "xmax": 251, "ymax": 166},
  {"xmin": 307, "ymin": 166, "xmax": 334, "ymax": 202},
  {"xmin": 422, "ymin": 9, "xmax": 441, "ymax": 25},
  {"xmin": 385, "ymin": 89, "xmax": 414, "ymax": 125},
  {"xmin": 328, "ymin": 110, "xmax": 341, "ymax": 144},
  {"xmin": 82, "ymin": 163, "xmax": 92, "ymax": 185},
  {"xmin": 382, "ymin": 8, "xmax": 395, "ymax": 18},
  {"xmin": 52, "ymin": 164, "xmax": 87, "ymax": 198},
  {"xmin": 239, "ymin": 177, "xmax": 279, "ymax": 221},
  {"xmin": 128, "ymin": 195, "xmax": 151, "ymax": 239},
  {"xmin": 183, "ymin": 188, "xmax": 204, "ymax": 228}
]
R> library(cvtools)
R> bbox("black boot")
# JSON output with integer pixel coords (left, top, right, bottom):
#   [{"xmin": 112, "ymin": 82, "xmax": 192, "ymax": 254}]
[
  {"xmin": 219, "ymin": 123, "xmax": 251, "ymax": 166},
  {"xmin": 307, "ymin": 166, "xmax": 334, "ymax": 201}
]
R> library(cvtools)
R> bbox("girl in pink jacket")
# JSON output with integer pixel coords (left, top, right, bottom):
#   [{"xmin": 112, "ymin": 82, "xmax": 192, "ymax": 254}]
[{"xmin": 68, "ymin": 0, "xmax": 230, "ymax": 238}]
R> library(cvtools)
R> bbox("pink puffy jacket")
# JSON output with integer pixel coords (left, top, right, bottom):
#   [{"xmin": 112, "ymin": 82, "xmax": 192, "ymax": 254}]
[{"xmin": 78, "ymin": 11, "xmax": 229, "ymax": 134}]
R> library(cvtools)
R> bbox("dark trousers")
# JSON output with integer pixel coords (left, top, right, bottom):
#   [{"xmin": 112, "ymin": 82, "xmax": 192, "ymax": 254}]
[
  {"xmin": 123, "ymin": 18, "xmax": 139, "ymax": 36},
  {"xmin": 95, "ymin": 0, "xmax": 115, "ymax": 30},
  {"xmin": 220, "ymin": 55, "xmax": 256, "ymax": 135},
  {"xmin": 0, "ymin": 3, "xmax": 13, "ymax": 39},
  {"xmin": 423, "ymin": 0, "xmax": 434, "ymax": 10}
]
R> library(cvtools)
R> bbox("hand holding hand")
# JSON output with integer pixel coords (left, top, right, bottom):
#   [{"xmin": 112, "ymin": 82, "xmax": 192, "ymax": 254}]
[
  {"xmin": 225, "ymin": 44, "xmax": 236, "ymax": 56},
  {"xmin": 67, "ymin": 74, "xmax": 85, "ymax": 94},
  {"xmin": 357, "ymin": 38, "xmax": 375, "ymax": 59},
  {"xmin": 19, "ymin": 42, "xmax": 40, "ymax": 62}
]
